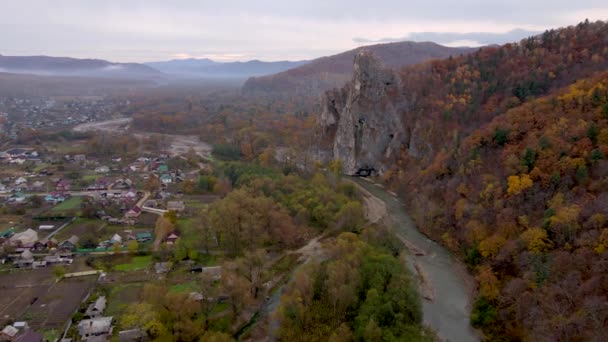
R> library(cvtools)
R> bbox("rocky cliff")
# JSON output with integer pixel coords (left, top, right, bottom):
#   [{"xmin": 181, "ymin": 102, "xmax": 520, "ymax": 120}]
[{"xmin": 318, "ymin": 51, "xmax": 407, "ymax": 175}]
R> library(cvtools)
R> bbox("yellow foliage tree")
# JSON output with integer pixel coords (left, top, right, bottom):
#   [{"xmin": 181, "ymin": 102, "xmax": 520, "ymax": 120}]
[
  {"xmin": 507, "ymin": 174, "xmax": 533, "ymax": 195},
  {"xmin": 520, "ymin": 228, "xmax": 551, "ymax": 253},
  {"xmin": 478, "ymin": 234, "xmax": 507, "ymax": 258}
]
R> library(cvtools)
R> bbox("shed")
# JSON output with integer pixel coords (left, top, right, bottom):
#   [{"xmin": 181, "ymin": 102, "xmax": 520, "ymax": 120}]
[
  {"xmin": 77, "ymin": 316, "xmax": 113, "ymax": 338},
  {"xmin": 85, "ymin": 296, "xmax": 107, "ymax": 318}
]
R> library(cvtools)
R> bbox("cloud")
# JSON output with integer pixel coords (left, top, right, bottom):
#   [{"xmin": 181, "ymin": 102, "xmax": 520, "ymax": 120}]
[
  {"xmin": 0, "ymin": 1, "xmax": 605, "ymax": 62},
  {"xmin": 353, "ymin": 28, "xmax": 541, "ymax": 46}
]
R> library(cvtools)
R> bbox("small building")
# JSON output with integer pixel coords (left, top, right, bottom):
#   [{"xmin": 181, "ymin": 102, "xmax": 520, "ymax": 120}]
[
  {"xmin": 110, "ymin": 234, "xmax": 122, "ymax": 244},
  {"xmin": 55, "ymin": 179, "xmax": 71, "ymax": 192},
  {"xmin": 38, "ymin": 225, "xmax": 55, "ymax": 231},
  {"xmin": 136, "ymin": 232, "xmax": 152, "ymax": 243},
  {"xmin": 45, "ymin": 193, "xmax": 65, "ymax": 203},
  {"xmin": 165, "ymin": 233, "xmax": 179, "ymax": 245},
  {"xmin": 74, "ymin": 154, "xmax": 86, "ymax": 162},
  {"xmin": 166, "ymin": 201, "xmax": 185, "ymax": 212},
  {"xmin": 125, "ymin": 206, "xmax": 141, "ymax": 218},
  {"xmin": 154, "ymin": 262, "xmax": 172, "ymax": 274},
  {"xmin": 77, "ymin": 316, "xmax": 113, "ymax": 340},
  {"xmin": 1, "ymin": 325, "xmax": 19, "ymax": 340},
  {"xmin": 159, "ymin": 174, "xmax": 173, "ymax": 184},
  {"xmin": 31, "ymin": 181, "xmax": 46, "ymax": 191},
  {"xmin": 85, "ymin": 296, "xmax": 107, "ymax": 318},
  {"xmin": 95, "ymin": 166, "xmax": 110, "ymax": 173},
  {"xmin": 14, "ymin": 177, "xmax": 27, "ymax": 185},
  {"xmin": 13, "ymin": 249, "xmax": 35, "ymax": 268},
  {"xmin": 59, "ymin": 235, "xmax": 79, "ymax": 252}
]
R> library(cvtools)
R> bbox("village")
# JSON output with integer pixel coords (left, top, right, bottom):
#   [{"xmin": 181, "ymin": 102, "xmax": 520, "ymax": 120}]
[{"xmin": 0, "ymin": 142, "xmax": 226, "ymax": 342}]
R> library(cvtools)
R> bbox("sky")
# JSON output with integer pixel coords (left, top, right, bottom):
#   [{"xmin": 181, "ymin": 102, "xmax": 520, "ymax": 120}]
[{"xmin": 1, "ymin": 1, "xmax": 607, "ymax": 63}]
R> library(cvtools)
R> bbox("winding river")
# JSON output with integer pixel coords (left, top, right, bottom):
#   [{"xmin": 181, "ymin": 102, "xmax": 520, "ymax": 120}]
[{"xmin": 352, "ymin": 178, "xmax": 480, "ymax": 342}]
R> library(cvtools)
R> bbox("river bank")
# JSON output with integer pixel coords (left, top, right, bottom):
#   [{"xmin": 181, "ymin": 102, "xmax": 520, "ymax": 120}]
[{"xmin": 352, "ymin": 178, "xmax": 480, "ymax": 342}]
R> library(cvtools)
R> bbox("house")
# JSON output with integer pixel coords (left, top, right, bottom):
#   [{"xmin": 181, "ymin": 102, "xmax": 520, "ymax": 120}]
[
  {"xmin": 166, "ymin": 201, "xmax": 185, "ymax": 212},
  {"xmin": 154, "ymin": 262, "xmax": 172, "ymax": 274},
  {"xmin": 1, "ymin": 325, "xmax": 19, "ymax": 340},
  {"xmin": 44, "ymin": 254, "xmax": 73, "ymax": 265},
  {"xmin": 59, "ymin": 235, "xmax": 79, "ymax": 252},
  {"xmin": 74, "ymin": 154, "xmax": 86, "ymax": 162},
  {"xmin": 0, "ymin": 183, "xmax": 7, "ymax": 193},
  {"xmin": 159, "ymin": 174, "xmax": 172, "ymax": 184},
  {"xmin": 113, "ymin": 179, "xmax": 133, "ymax": 190},
  {"xmin": 5, "ymin": 148, "xmax": 26, "ymax": 158},
  {"xmin": 8, "ymin": 192, "xmax": 27, "ymax": 204},
  {"xmin": 88, "ymin": 178, "xmax": 111, "ymax": 191},
  {"xmin": 55, "ymin": 179, "xmax": 71, "ymax": 191},
  {"xmin": 77, "ymin": 317, "xmax": 113, "ymax": 340},
  {"xmin": 14, "ymin": 177, "xmax": 27, "ymax": 185},
  {"xmin": 13, "ymin": 249, "xmax": 34, "ymax": 268},
  {"xmin": 165, "ymin": 233, "xmax": 179, "ymax": 245},
  {"xmin": 124, "ymin": 191, "xmax": 137, "ymax": 199},
  {"xmin": 95, "ymin": 166, "xmax": 110, "ymax": 173},
  {"xmin": 10, "ymin": 229, "xmax": 38, "ymax": 248},
  {"xmin": 45, "ymin": 193, "xmax": 65, "ymax": 203},
  {"xmin": 125, "ymin": 206, "xmax": 141, "ymax": 218},
  {"xmin": 31, "ymin": 181, "xmax": 45, "ymax": 191},
  {"xmin": 136, "ymin": 232, "xmax": 152, "ymax": 243},
  {"xmin": 190, "ymin": 266, "xmax": 222, "ymax": 280},
  {"xmin": 85, "ymin": 296, "xmax": 107, "ymax": 318},
  {"xmin": 36, "ymin": 238, "xmax": 58, "ymax": 250}
]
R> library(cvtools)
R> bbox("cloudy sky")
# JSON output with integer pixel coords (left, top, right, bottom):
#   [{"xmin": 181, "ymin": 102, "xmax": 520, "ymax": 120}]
[{"xmin": 1, "ymin": 1, "xmax": 607, "ymax": 63}]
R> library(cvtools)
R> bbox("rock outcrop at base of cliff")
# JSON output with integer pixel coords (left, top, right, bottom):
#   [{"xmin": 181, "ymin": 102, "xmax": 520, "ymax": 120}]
[{"xmin": 318, "ymin": 51, "xmax": 407, "ymax": 175}]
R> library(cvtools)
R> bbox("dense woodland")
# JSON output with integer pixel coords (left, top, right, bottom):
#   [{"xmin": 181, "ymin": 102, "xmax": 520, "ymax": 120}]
[{"xmin": 381, "ymin": 20, "xmax": 608, "ymax": 341}]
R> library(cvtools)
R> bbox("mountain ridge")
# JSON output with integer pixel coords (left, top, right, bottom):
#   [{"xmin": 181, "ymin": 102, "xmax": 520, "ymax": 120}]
[{"xmin": 242, "ymin": 41, "xmax": 476, "ymax": 96}]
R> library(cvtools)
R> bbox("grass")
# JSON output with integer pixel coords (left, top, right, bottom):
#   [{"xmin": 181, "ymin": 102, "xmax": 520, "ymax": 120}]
[
  {"xmin": 169, "ymin": 282, "xmax": 198, "ymax": 293},
  {"xmin": 105, "ymin": 283, "xmax": 143, "ymax": 317},
  {"xmin": 82, "ymin": 174, "xmax": 98, "ymax": 181},
  {"xmin": 50, "ymin": 197, "xmax": 83, "ymax": 212},
  {"xmin": 114, "ymin": 255, "xmax": 153, "ymax": 272},
  {"xmin": 211, "ymin": 302, "xmax": 230, "ymax": 315}
]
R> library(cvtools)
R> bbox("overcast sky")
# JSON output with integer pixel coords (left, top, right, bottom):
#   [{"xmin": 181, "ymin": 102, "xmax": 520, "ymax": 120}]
[{"xmin": 1, "ymin": 1, "xmax": 607, "ymax": 63}]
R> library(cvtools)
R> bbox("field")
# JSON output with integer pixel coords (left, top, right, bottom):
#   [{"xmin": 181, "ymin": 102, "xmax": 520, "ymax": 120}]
[
  {"xmin": 54, "ymin": 218, "xmax": 101, "ymax": 241},
  {"xmin": 114, "ymin": 255, "xmax": 153, "ymax": 272},
  {"xmin": 0, "ymin": 267, "xmax": 96, "ymax": 331},
  {"xmin": 50, "ymin": 197, "xmax": 83, "ymax": 213}
]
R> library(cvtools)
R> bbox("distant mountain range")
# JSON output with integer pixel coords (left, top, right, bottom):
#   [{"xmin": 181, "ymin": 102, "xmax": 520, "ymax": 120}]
[
  {"xmin": 145, "ymin": 58, "xmax": 310, "ymax": 79},
  {"xmin": 0, "ymin": 55, "xmax": 163, "ymax": 81},
  {"xmin": 0, "ymin": 41, "xmax": 475, "ymax": 89},
  {"xmin": 242, "ymin": 41, "xmax": 476, "ymax": 96}
]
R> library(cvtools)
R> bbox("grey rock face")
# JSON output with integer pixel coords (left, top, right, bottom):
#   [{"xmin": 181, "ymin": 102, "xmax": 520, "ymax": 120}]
[{"xmin": 318, "ymin": 51, "xmax": 406, "ymax": 175}]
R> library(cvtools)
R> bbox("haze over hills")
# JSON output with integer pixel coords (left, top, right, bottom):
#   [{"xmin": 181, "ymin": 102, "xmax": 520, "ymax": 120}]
[
  {"xmin": 242, "ymin": 41, "xmax": 476, "ymax": 96},
  {"xmin": 145, "ymin": 58, "xmax": 309, "ymax": 80},
  {"xmin": 0, "ymin": 55, "xmax": 164, "ymax": 81}
]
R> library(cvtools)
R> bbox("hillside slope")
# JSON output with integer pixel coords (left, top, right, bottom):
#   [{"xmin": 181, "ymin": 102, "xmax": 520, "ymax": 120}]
[
  {"xmin": 242, "ymin": 41, "xmax": 474, "ymax": 96},
  {"xmin": 318, "ymin": 20, "xmax": 608, "ymax": 341},
  {"xmin": 0, "ymin": 55, "xmax": 163, "ymax": 81}
]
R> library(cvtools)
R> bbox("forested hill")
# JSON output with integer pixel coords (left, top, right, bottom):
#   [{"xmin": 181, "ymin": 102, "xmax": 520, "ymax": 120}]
[
  {"xmin": 242, "ymin": 41, "xmax": 474, "ymax": 97},
  {"xmin": 320, "ymin": 20, "xmax": 608, "ymax": 340}
]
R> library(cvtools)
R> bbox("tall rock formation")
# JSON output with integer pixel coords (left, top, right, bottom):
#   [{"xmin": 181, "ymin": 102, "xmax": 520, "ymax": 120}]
[{"xmin": 318, "ymin": 51, "xmax": 407, "ymax": 175}]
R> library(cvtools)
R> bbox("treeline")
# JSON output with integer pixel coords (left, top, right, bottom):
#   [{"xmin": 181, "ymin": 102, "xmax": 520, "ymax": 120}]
[
  {"xmin": 198, "ymin": 165, "xmax": 365, "ymax": 256},
  {"xmin": 276, "ymin": 231, "xmax": 433, "ymax": 341}
]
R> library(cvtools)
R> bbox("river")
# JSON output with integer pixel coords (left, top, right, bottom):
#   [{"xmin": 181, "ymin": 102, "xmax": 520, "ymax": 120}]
[{"xmin": 352, "ymin": 178, "xmax": 480, "ymax": 342}]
